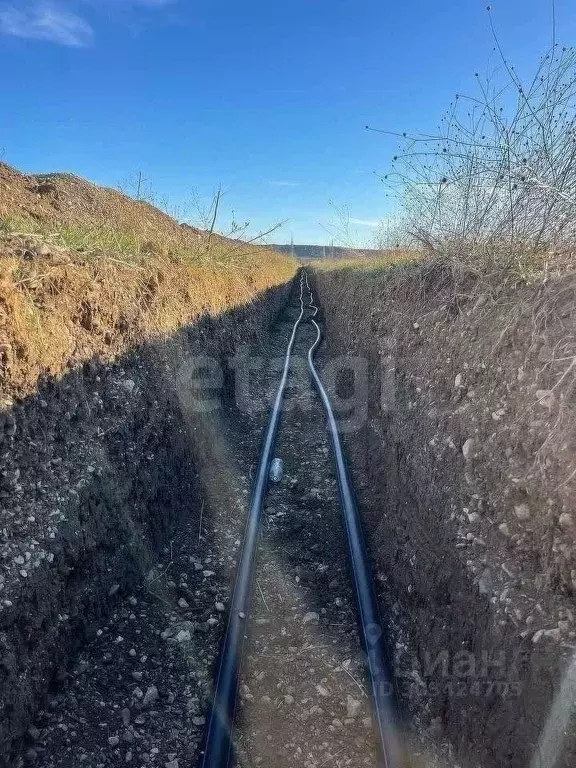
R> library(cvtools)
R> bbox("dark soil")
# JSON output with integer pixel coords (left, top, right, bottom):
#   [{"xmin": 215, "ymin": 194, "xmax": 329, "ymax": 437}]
[
  {"xmin": 7, "ymin": 278, "xmax": 448, "ymax": 768},
  {"xmin": 0, "ymin": 281, "xmax": 290, "ymax": 766},
  {"xmin": 312, "ymin": 263, "xmax": 576, "ymax": 768},
  {"xmin": 230, "ymin": 296, "xmax": 381, "ymax": 767},
  {"xmin": 8, "ymin": 257, "xmax": 576, "ymax": 768}
]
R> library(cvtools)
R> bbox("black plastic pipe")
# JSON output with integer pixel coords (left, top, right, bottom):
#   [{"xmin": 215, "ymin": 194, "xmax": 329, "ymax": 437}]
[
  {"xmin": 200, "ymin": 274, "xmax": 306, "ymax": 768},
  {"xmin": 304, "ymin": 273, "xmax": 406, "ymax": 768}
]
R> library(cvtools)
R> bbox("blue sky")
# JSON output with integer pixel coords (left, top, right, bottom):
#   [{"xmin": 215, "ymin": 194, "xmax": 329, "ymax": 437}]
[{"xmin": 1, "ymin": 1, "xmax": 575, "ymax": 245}]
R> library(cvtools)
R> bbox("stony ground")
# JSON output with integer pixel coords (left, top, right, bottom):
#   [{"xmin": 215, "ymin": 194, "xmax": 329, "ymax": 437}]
[
  {"xmin": 231, "ymin": 308, "xmax": 378, "ymax": 767},
  {"xmin": 312, "ymin": 265, "xmax": 576, "ymax": 768},
  {"xmin": 13, "ymin": 279, "xmax": 462, "ymax": 768},
  {"xmin": 12, "ymin": 286, "xmax": 386, "ymax": 768},
  {"xmin": 14, "ymin": 407, "xmax": 249, "ymax": 768}
]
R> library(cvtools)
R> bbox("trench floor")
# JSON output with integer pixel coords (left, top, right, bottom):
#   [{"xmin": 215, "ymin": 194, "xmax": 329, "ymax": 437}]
[{"xmin": 19, "ymin": 290, "xmax": 395, "ymax": 768}]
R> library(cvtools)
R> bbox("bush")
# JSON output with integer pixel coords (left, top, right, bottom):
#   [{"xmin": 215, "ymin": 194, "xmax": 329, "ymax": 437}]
[{"xmin": 377, "ymin": 11, "xmax": 576, "ymax": 277}]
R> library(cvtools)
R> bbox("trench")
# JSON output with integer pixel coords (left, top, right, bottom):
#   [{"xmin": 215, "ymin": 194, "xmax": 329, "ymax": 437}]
[{"xmin": 3, "ymin": 268, "xmax": 576, "ymax": 768}]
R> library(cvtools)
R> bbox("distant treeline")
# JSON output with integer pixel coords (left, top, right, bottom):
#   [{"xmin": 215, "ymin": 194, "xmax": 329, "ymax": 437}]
[{"xmin": 269, "ymin": 244, "xmax": 381, "ymax": 260}]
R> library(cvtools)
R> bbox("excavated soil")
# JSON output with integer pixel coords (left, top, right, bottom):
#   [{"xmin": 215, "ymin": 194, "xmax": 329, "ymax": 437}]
[
  {"xmin": 6, "ymin": 278, "xmax": 454, "ymax": 768},
  {"xmin": 5, "ymin": 237, "xmax": 576, "ymax": 768},
  {"xmin": 312, "ymin": 263, "xmax": 576, "ymax": 768},
  {"xmin": 230, "ymin": 297, "xmax": 381, "ymax": 767},
  {"xmin": 10, "ymin": 283, "xmax": 387, "ymax": 768},
  {"xmin": 0, "ymin": 278, "xmax": 291, "ymax": 766}
]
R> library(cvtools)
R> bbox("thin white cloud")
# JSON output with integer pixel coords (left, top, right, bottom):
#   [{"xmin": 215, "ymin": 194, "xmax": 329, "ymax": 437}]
[
  {"xmin": 0, "ymin": 0, "xmax": 177, "ymax": 46},
  {"xmin": 350, "ymin": 217, "xmax": 380, "ymax": 227},
  {"xmin": 268, "ymin": 181, "xmax": 300, "ymax": 188},
  {"xmin": 0, "ymin": 2, "xmax": 93, "ymax": 46}
]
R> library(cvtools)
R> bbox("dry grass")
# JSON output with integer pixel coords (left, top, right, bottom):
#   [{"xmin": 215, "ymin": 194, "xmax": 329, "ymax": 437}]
[
  {"xmin": 0, "ymin": 163, "xmax": 277, "ymax": 268},
  {"xmin": 372, "ymin": 16, "xmax": 576, "ymax": 279},
  {"xmin": 311, "ymin": 249, "xmax": 422, "ymax": 275},
  {"xmin": 0, "ymin": 163, "xmax": 296, "ymax": 398}
]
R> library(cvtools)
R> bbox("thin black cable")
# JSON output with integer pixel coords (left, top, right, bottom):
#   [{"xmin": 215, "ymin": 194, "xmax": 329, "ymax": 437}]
[
  {"xmin": 303, "ymin": 271, "xmax": 406, "ymax": 768},
  {"xmin": 200, "ymin": 274, "xmax": 306, "ymax": 768}
]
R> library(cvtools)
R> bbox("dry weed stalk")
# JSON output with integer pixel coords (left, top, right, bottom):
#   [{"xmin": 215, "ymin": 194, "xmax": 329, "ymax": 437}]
[{"xmin": 372, "ymin": 8, "xmax": 576, "ymax": 277}]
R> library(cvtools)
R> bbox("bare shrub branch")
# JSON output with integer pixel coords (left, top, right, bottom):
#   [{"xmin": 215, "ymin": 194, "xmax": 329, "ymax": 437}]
[{"xmin": 371, "ymin": 12, "xmax": 576, "ymax": 276}]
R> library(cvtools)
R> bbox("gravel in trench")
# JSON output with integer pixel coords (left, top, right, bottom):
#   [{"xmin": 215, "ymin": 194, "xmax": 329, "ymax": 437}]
[
  {"xmin": 20, "ymin": 287, "xmax": 382, "ymax": 768},
  {"xmin": 231, "ymin": 307, "xmax": 379, "ymax": 767}
]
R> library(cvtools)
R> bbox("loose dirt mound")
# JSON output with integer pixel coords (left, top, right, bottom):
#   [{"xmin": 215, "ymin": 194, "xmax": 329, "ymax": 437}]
[
  {"xmin": 0, "ymin": 162, "xmax": 203, "ymax": 251},
  {"xmin": 0, "ymin": 162, "xmax": 296, "ymax": 398}
]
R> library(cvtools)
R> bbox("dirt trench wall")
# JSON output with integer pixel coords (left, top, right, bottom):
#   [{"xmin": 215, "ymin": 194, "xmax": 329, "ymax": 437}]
[
  {"xmin": 312, "ymin": 265, "xmax": 576, "ymax": 768},
  {"xmin": 0, "ymin": 280, "xmax": 292, "ymax": 765}
]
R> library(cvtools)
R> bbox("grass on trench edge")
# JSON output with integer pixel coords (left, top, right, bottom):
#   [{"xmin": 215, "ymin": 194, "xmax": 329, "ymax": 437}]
[{"xmin": 0, "ymin": 213, "xmax": 286, "ymax": 270}]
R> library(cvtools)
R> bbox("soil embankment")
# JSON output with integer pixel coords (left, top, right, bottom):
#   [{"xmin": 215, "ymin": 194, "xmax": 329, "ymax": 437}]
[
  {"xmin": 4, "ymin": 156, "xmax": 576, "ymax": 767},
  {"xmin": 0, "ymin": 283, "xmax": 294, "ymax": 764},
  {"xmin": 26, "ymin": 279, "xmax": 393, "ymax": 768},
  {"xmin": 312, "ymin": 262, "xmax": 576, "ymax": 768},
  {"xmin": 0, "ymin": 163, "xmax": 297, "ymax": 763}
]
